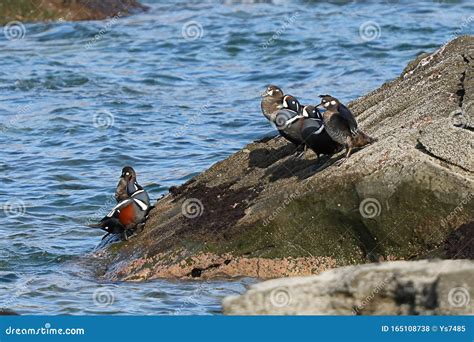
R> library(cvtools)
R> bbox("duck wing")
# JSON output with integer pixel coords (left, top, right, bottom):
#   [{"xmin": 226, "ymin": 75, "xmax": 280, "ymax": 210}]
[{"xmin": 338, "ymin": 103, "xmax": 358, "ymax": 134}]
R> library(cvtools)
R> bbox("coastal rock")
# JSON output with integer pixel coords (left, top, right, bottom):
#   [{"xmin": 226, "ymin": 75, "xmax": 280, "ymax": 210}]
[
  {"xmin": 222, "ymin": 259, "xmax": 474, "ymax": 315},
  {"xmin": 0, "ymin": 309, "xmax": 19, "ymax": 315},
  {"xmin": 98, "ymin": 36, "xmax": 473, "ymax": 281},
  {"xmin": 0, "ymin": 0, "xmax": 147, "ymax": 24}
]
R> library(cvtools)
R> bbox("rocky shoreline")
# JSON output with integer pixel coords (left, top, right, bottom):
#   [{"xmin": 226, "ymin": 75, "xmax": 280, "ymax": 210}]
[
  {"xmin": 223, "ymin": 259, "xmax": 474, "ymax": 315},
  {"xmin": 0, "ymin": 0, "xmax": 147, "ymax": 24},
  {"xmin": 93, "ymin": 36, "xmax": 473, "ymax": 282}
]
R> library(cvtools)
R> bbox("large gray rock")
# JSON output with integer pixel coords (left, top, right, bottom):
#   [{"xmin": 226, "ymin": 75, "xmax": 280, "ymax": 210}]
[
  {"xmin": 223, "ymin": 259, "xmax": 474, "ymax": 315},
  {"xmin": 95, "ymin": 36, "xmax": 473, "ymax": 281}
]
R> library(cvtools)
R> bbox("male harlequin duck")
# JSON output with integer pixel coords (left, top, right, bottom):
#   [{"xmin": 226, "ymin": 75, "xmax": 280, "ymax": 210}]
[
  {"xmin": 89, "ymin": 166, "xmax": 152, "ymax": 240},
  {"xmin": 115, "ymin": 166, "xmax": 148, "ymax": 203},
  {"xmin": 300, "ymin": 105, "xmax": 342, "ymax": 160},
  {"xmin": 317, "ymin": 95, "xmax": 375, "ymax": 158},
  {"xmin": 88, "ymin": 196, "xmax": 150, "ymax": 241},
  {"xmin": 260, "ymin": 85, "xmax": 305, "ymax": 148},
  {"xmin": 275, "ymin": 95, "xmax": 306, "ymax": 147}
]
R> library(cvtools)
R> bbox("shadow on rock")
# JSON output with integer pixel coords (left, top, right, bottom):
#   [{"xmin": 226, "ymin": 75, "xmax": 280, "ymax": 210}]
[{"xmin": 248, "ymin": 143, "xmax": 297, "ymax": 169}]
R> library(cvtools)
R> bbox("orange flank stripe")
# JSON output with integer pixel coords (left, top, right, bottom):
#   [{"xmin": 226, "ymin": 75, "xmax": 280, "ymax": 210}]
[{"xmin": 118, "ymin": 203, "xmax": 135, "ymax": 226}]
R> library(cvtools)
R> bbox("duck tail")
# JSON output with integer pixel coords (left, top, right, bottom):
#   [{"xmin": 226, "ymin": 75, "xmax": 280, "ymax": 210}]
[
  {"xmin": 354, "ymin": 130, "xmax": 376, "ymax": 147},
  {"xmin": 86, "ymin": 223, "xmax": 102, "ymax": 229}
]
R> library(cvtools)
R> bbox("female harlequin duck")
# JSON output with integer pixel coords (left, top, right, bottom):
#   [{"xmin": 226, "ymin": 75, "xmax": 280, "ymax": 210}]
[
  {"xmin": 317, "ymin": 95, "xmax": 375, "ymax": 159},
  {"xmin": 260, "ymin": 85, "xmax": 285, "ymax": 121},
  {"xmin": 260, "ymin": 85, "xmax": 305, "ymax": 148},
  {"xmin": 300, "ymin": 105, "xmax": 342, "ymax": 160}
]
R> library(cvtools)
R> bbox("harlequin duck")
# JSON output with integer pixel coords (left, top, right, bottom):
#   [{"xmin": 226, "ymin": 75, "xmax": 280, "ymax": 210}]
[
  {"xmin": 274, "ymin": 95, "xmax": 306, "ymax": 147},
  {"xmin": 88, "ymin": 196, "xmax": 150, "ymax": 241},
  {"xmin": 317, "ymin": 95, "xmax": 375, "ymax": 158},
  {"xmin": 89, "ymin": 166, "xmax": 152, "ymax": 240},
  {"xmin": 300, "ymin": 105, "xmax": 342, "ymax": 160},
  {"xmin": 261, "ymin": 85, "xmax": 284, "ymax": 122},
  {"xmin": 260, "ymin": 86, "xmax": 305, "ymax": 148},
  {"xmin": 115, "ymin": 166, "xmax": 148, "ymax": 203}
]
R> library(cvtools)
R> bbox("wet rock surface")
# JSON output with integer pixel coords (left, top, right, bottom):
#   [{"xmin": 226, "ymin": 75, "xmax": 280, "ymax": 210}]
[
  {"xmin": 97, "ymin": 36, "xmax": 473, "ymax": 281},
  {"xmin": 222, "ymin": 259, "xmax": 474, "ymax": 315},
  {"xmin": 0, "ymin": 0, "xmax": 147, "ymax": 24}
]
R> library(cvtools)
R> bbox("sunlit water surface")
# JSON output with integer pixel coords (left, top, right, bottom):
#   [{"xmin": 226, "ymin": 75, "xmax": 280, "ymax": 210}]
[{"xmin": 0, "ymin": 0, "xmax": 472, "ymax": 314}]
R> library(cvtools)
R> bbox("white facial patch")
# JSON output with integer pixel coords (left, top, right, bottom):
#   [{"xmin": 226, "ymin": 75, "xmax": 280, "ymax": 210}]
[
  {"xmin": 330, "ymin": 100, "xmax": 337, "ymax": 105},
  {"xmin": 324, "ymin": 102, "xmax": 330, "ymax": 107}
]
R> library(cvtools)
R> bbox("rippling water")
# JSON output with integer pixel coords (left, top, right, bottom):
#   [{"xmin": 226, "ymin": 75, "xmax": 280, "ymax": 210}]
[{"xmin": 0, "ymin": 0, "xmax": 472, "ymax": 315}]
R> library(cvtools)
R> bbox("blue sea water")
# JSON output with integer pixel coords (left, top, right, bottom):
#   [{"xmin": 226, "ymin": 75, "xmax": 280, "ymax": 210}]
[{"xmin": 0, "ymin": 0, "xmax": 472, "ymax": 315}]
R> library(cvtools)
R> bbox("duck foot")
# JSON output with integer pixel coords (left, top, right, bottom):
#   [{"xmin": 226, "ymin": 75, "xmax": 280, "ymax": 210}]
[
  {"xmin": 293, "ymin": 150, "xmax": 306, "ymax": 159},
  {"xmin": 334, "ymin": 158, "xmax": 347, "ymax": 167},
  {"xmin": 135, "ymin": 222, "xmax": 146, "ymax": 234}
]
